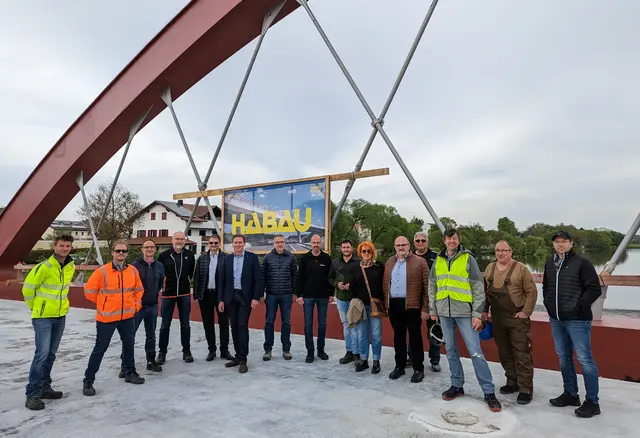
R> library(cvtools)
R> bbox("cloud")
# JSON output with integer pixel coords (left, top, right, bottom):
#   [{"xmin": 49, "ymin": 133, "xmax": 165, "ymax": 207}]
[{"xmin": 1, "ymin": 0, "xmax": 640, "ymax": 236}]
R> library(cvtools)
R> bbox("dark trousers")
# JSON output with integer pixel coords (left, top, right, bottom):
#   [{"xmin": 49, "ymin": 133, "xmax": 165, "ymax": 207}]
[
  {"xmin": 303, "ymin": 298, "xmax": 328, "ymax": 352},
  {"xmin": 228, "ymin": 293, "xmax": 252, "ymax": 361},
  {"xmin": 389, "ymin": 298, "xmax": 424, "ymax": 372},
  {"xmin": 85, "ymin": 318, "xmax": 136, "ymax": 382},
  {"xmin": 26, "ymin": 316, "xmax": 66, "ymax": 397},
  {"xmin": 199, "ymin": 294, "xmax": 230, "ymax": 354},
  {"xmin": 120, "ymin": 303, "xmax": 158, "ymax": 366},
  {"xmin": 264, "ymin": 294, "xmax": 293, "ymax": 352},
  {"xmin": 158, "ymin": 296, "xmax": 191, "ymax": 354},
  {"xmin": 407, "ymin": 318, "xmax": 441, "ymax": 365}
]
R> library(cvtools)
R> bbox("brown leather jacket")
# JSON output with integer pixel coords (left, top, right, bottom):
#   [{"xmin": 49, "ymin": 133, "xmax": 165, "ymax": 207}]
[{"xmin": 382, "ymin": 253, "xmax": 429, "ymax": 312}]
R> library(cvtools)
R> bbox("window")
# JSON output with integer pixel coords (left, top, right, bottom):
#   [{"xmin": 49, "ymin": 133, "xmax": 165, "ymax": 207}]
[
  {"xmin": 162, "ymin": 212, "xmax": 167, "ymax": 220},
  {"xmin": 148, "ymin": 230, "xmax": 157, "ymax": 237},
  {"xmin": 151, "ymin": 213, "xmax": 156, "ymax": 220},
  {"xmin": 159, "ymin": 229, "xmax": 169, "ymax": 237},
  {"xmin": 199, "ymin": 230, "xmax": 207, "ymax": 237},
  {"xmin": 136, "ymin": 230, "xmax": 146, "ymax": 238}
]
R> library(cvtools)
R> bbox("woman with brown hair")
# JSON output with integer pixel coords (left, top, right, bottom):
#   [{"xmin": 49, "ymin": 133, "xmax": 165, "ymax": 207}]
[{"xmin": 347, "ymin": 241, "xmax": 385, "ymax": 374}]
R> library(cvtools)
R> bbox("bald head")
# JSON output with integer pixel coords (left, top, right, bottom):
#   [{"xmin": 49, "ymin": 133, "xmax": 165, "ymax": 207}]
[
  {"xmin": 394, "ymin": 236, "xmax": 410, "ymax": 259},
  {"xmin": 172, "ymin": 231, "xmax": 186, "ymax": 252}
]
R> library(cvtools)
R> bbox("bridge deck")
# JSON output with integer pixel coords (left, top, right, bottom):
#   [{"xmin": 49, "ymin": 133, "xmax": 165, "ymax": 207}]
[{"xmin": 1, "ymin": 299, "xmax": 637, "ymax": 437}]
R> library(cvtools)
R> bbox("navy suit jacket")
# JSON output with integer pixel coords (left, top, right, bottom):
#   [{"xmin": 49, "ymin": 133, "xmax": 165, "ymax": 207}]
[{"xmin": 223, "ymin": 251, "xmax": 263, "ymax": 305}]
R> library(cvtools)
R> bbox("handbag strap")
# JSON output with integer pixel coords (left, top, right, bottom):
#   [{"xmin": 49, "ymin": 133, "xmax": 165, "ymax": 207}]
[{"xmin": 360, "ymin": 264, "xmax": 373, "ymax": 301}]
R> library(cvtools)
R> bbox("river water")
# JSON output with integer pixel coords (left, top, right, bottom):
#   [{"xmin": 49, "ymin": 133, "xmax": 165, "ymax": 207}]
[{"xmin": 522, "ymin": 248, "xmax": 640, "ymax": 311}]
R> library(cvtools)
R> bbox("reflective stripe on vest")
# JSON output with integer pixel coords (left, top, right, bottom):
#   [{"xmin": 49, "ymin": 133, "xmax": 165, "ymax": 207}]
[{"xmin": 434, "ymin": 253, "xmax": 472, "ymax": 303}]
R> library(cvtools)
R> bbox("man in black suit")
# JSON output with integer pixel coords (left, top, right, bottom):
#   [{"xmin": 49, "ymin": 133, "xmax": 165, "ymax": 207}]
[
  {"xmin": 194, "ymin": 234, "xmax": 232, "ymax": 361},
  {"xmin": 219, "ymin": 234, "xmax": 263, "ymax": 373}
]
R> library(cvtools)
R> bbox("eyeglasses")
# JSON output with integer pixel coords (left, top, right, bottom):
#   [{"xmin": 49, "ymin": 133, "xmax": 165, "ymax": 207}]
[
  {"xmin": 142, "ymin": 246, "xmax": 155, "ymax": 250},
  {"xmin": 274, "ymin": 241, "xmax": 285, "ymax": 245},
  {"xmin": 415, "ymin": 239, "xmax": 426, "ymax": 243},
  {"xmin": 495, "ymin": 249, "xmax": 511, "ymax": 253},
  {"xmin": 113, "ymin": 249, "xmax": 128, "ymax": 254},
  {"xmin": 361, "ymin": 249, "xmax": 372, "ymax": 254},
  {"xmin": 209, "ymin": 241, "xmax": 219, "ymax": 245},
  {"xmin": 394, "ymin": 244, "xmax": 409, "ymax": 247}
]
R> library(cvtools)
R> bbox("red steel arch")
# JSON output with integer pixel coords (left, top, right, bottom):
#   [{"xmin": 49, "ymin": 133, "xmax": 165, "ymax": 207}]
[{"xmin": 0, "ymin": 0, "xmax": 298, "ymax": 273}]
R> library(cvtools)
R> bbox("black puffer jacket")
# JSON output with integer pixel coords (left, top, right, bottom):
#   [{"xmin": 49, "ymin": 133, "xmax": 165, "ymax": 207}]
[
  {"xmin": 542, "ymin": 250, "xmax": 601, "ymax": 321},
  {"xmin": 261, "ymin": 249, "xmax": 297, "ymax": 296}
]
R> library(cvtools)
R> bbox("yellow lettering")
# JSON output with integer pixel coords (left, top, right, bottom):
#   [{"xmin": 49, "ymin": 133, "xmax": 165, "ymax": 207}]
[
  {"xmin": 294, "ymin": 208, "xmax": 312, "ymax": 232},
  {"xmin": 231, "ymin": 213, "xmax": 245, "ymax": 234},
  {"xmin": 278, "ymin": 210, "xmax": 296, "ymax": 233},
  {"xmin": 263, "ymin": 212, "xmax": 277, "ymax": 233},
  {"xmin": 246, "ymin": 213, "xmax": 263, "ymax": 234}
]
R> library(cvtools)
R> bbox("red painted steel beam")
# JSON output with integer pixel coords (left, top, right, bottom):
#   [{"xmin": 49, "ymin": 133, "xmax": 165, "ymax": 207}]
[{"xmin": 0, "ymin": 0, "xmax": 298, "ymax": 275}]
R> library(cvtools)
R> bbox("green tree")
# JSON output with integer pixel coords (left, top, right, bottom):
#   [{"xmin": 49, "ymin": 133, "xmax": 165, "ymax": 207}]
[{"xmin": 497, "ymin": 217, "xmax": 518, "ymax": 236}]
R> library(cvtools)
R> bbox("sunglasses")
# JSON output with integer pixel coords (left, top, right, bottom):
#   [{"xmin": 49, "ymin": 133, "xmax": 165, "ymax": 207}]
[
  {"xmin": 113, "ymin": 249, "xmax": 128, "ymax": 254},
  {"xmin": 415, "ymin": 239, "xmax": 427, "ymax": 243},
  {"xmin": 361, "ymin": 249, "xmax": 372, "ymax": 254},
  {"xmin": 209, "ymin": 241, "xmax": 219, "ymax": 245}
]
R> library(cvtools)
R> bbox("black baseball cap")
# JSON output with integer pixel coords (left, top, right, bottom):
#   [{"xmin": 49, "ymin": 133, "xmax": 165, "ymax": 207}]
[{"xmin": 552, "ymin": 230, "xmax": 572, "ymax": 241}]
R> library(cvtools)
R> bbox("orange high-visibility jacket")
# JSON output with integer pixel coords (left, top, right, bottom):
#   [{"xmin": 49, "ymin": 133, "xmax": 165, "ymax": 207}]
[{"xmin": 84, "ymin": 262, "xmax": 144, "ymax": 323}]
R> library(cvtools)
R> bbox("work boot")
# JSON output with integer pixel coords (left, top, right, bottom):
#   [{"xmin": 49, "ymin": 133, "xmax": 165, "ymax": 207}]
[
  {"xmin": 442, "ymin": 386, "xmax": 465, "ymax": 401},
  {"xmin": 25, "ymin": 396, "xmax": 45, "ymax": 410},
  {"xmin": 575, "ymin": 400, "xmax": 601, "ymax": 418},
  {"xmin": 40, "ymin": 387, "xmax": 63, "ymax": 399},
  {"xmin": 317, "ymin": 349, "xmax": 329, "ymax": 361},
  {"xmin": 220, "ymin": 351, "xmax": 234, "ymax": 361},
  {"xmin": 146, "ymin": 358, "xmax": 162, "ymax": 372},
  {"xmin": 83, "ymin": 380, "xmax": 96, "ymax": 396},
  {"xmin": 283, "ymin": 351, "xmax": 292, "ymax": 361},
  {"xmin": 125, "ymin": 372, "xmax": 145, "ymax": 384},
  {"xmin": 339, "ymin": 351, "xmax": 354, "ymax": 364},
  {"xmin": 225, "ymin": 358, "xmax": 241, "ymax": 368},
  {"xmin": 517, "ymin": 393, "xmax": 533, "ymax": 405},
  {"xmin": 157, "ymin": 351, "xmax": 167, "ymax": 365},
  {"xmin": 305, "ymin": 350, "xmax": 315, "ymax": 363},
  {"xmin": 500, "ymin": 384, "xmax": 519, "ymax": 394},
  {"xmin": 355, "ymin": 360, "xmax": 369, "ymax": 372},
  {"xmin": 550, "ymin": 392, "xmax": 581, "ymax": 407},
  {"xmin": 239, "ymin": 362, "xmax": 248, "ymax": 373},
  {"xmin": 118, "ymin": 368, "xmax": 126, "ymax": 379},
  {"xmin": 183, "ymin": 352, "xmax": 194, "ymax": 363},
  {"xmin": 389, "ymin": 368, "xmax": 406, "ymax": 380},
  {"xmin": 206, "ymin": 351, "xmax": 216, "ymax": 361},
  {"xmin": 484, "ymin": 393, "xmax": 502, "ymax": 412},
  {"xmin": 371, "ymin": 360, "xmax": 381, "ymax": 374},
  {"xmin": 263, "ymin": 350, "xmax": 272, "ymax": 361},
  {"xmin": 411, "ymin": 370, "xmax": 425, "ymax": 383},
  {"xmin": 431, "ymin": 363, "xmax": 441, "ymax": 373}
]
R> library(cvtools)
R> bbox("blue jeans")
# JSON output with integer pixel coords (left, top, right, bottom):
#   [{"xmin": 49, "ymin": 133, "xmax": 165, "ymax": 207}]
[
  {"xmin": 158, "ymin": 296, "xmax": 191, "ymax": 353},
  {"xmin": 26, "ymin": 316, "xmax": 66, "ymax": 397},
  {"xmin": 85, "ymin": 318, "xmax": 136, "ymax": 381},
  {"xmin": 355, "ymin": 306, "xmax": 383, "ymax": 360},
  {"xmin": 120, "ymin": 303, "xmax": 158, "ymax": 366},
  {"xmin": 336, "ymin": 299, "xmax": 354, "ymax": 353},
  {"xmin": 264, "ymin": 294, "xmax": 293, "ymax": 351},
  {"xmin": 440, "ymin": 316, "xmax": 495, "ymax": 394},
  {"xmin": 550, "ymin": 319, "xmax": 599, "ymax": 403},
  {"xmin": 304, "ymin": 298, "xmax": 328, "ymax": 352}
]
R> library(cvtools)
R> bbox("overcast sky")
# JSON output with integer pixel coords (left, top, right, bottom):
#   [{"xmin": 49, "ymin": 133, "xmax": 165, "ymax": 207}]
[{"xmin": 1, "ymin": 0, "xmax": 639, "ymax": 233}]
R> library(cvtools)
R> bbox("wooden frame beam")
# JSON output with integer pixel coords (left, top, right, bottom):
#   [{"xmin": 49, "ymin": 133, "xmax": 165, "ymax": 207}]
[{"xmin": 172, "ymin": 167, "xmax": 390, "ymax": 200}]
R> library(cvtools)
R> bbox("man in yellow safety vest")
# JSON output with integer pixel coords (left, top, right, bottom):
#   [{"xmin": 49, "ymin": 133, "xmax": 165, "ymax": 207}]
[
  {"xmin": 21, "ymin": 234, "xmax": 75, "ymax": 411},
  {"xmin": 429, "ymin": 228, "xmax": 502, "ymax": 413}
]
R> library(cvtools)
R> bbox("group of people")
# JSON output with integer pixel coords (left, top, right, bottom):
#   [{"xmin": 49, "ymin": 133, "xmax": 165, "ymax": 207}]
[{"xmin": 21, "ymin": 228, "xmax": 602, "ymax": 419}]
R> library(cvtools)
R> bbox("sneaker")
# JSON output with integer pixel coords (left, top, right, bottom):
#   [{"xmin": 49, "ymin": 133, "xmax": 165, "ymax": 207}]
[
  {"xmin": 83, "ymin": 380, "xmax": 96, "ymax": 397},
  {"xmin": 146, "ymin": 359, "xmax": 162, "ymax": 372},
  {"xmin": 371, "ymin": 360, "xmax": 381, "ymax": 374},
  {"xmin": 263, "ymin": 350, "xmax": 272, "ymax": 361},
  {"xmin": 118, "ymin": 368, "xmax": 125, "ymax": 379},
  {"xmin": 485, "ymin": 393, "xmax": 502, "ymax": 412},
  {"xmin": 442, "ymin": 386, "xmax": 465, "ymax": 401},
  {"xmin": 431, "ymin": 363, "xmax": 441, "ymax": 373},
  {"xmin": 500, "ymin": 384, "xmax": 519, "ymax": 394},
  {"xmin": 389, "ymin": 368, "xmax": 406, "ymax": 380},
  {"xmin": 239, "ymin": 362, "xmax": 248, "ymax": 373},
  {"xmin": 25, "ymin": 396, "xmax": 45, "ymax": 410},
  {"xmin": 157, "ymin": 352, "xmax": 167, "ymax": 365},
  {"xmin": 283, "ymin": 351, "xmax": 292, "ymax": 361},
  {"xmin": 550, "ymin": 392, "xmax": 581, "ymax": 407},
  {"xmin": 339, "ymin": 351, "xmax": 354, "ymax": 365},
  {"xmin": 305, "ymin": 351, "xmax": 315, "ymax": 363},
  {"xmin": 40, "ymin": 387, "xmax": 63, "ymax": 399},
  {"xmin": 355, "ymin": 360, "xmax": 369, "ymax": 372},
  {"xmin": 125, "ymin": 372, "xmax": 145, "ymax": 384},
  {"xmin": 206, "ymin": 351, "xmax": 216, "ymax": 361},
  {"xmin": 517, "ymin": 393, "xmax": 533, "ymax": 405},
  {"xmin": 183, "ymin": 352, "xmax": 194, "ymax": 363},
  {"xmin": 575, "ymin": 400, "xmax": 601, "ymax": 418},
  {"xmin": 411, "ymin": 370, "xmax": 425, "ymax": 383},
  {"xmin": 317, "ymin": 349, "xmax": 329, "ymax": 361}
]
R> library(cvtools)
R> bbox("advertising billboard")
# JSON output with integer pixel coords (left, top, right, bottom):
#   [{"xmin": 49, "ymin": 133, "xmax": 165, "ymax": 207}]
[{"xmin": 222, "ymin": 177, "xmax": 330, "ymax": 254}]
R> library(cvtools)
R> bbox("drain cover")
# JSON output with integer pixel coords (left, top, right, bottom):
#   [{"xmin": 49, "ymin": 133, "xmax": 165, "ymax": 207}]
[{"xmin": 442, "ymin": 410, "xmax": 480, "ymax": 426}]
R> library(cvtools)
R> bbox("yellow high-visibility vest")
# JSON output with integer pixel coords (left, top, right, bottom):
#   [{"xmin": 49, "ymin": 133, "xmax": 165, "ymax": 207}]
[
  {"xmin": 434, "ymin": 253, "xmax": 472, "ymax": 303},
  {"xmin": 22, "ymin": 255, "xmax": 75, "ymax": 319}
]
